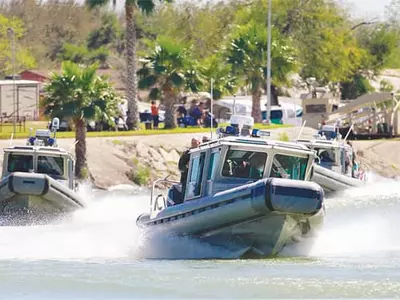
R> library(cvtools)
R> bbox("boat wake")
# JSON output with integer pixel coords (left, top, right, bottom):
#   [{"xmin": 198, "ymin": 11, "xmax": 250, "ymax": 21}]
[
  {"xmin": 0, "ymin": 178, "xmax": 399, "ymax": 261},
  {"xmin": 282, "ymin": 177, "xmax": 400, "ymax": 258},
  {"xmin": 0, "ymin": 183, "xmax": 232, "ymax": 261}
]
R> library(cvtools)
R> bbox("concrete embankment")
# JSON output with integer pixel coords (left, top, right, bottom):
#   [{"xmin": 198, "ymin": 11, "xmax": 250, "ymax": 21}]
[{"xmin": 0, "ymin": 127, "xmax": 399, "ymax": 189}]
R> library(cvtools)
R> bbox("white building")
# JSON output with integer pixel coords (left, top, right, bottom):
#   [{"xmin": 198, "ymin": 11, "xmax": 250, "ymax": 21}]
[{"xmin": 0, "ymin": 80, "xmax": 41, "ymax": 121}]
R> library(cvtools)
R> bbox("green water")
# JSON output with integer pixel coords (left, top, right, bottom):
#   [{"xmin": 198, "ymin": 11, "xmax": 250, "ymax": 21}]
[{"xmin": 0, "ymin": 181, "xmax": 399, "ymax": 299}]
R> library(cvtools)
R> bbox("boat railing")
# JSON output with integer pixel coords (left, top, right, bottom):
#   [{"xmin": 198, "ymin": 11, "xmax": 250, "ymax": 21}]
[{"xmin": 150, "ymin": 176, "xmax": 180, "ymax": 213}]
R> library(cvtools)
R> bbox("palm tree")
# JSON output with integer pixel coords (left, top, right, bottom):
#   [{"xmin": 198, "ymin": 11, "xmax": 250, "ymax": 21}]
[
  {"xmin": 138, "ymin": 37, "xmax": 203, "ymax": 129},
  {"xmin": 43, "ymin": 61, "xmax": 120, "ymax": 179},
  {"xmin": 200, "ymin": 54, "xmax": 237, "ymax": 100},
  {"xmin": 85, "ymin": 0, "xmax": 173, "ymax": 130},
  {"xmin": 227, "ymin": 21, "xmax": 296, "ymax": 123}
]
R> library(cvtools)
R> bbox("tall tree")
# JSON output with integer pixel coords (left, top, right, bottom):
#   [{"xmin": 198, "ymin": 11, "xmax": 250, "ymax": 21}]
[
  {"xmin": 43, "ymin": 61, "xmax": 120, "ymax": 179},
  {"xmin": 199, "ymin": 54, "xmax": 237, "ymax": 100},
  {"xmin": 138, "ymin": 37, "xmax": 203, "ymax": 129},
  {"xmin": 237, "ymin": 0, "xmax": 364, "ymax": 85},
  {"xmin": 58, "ymin": 42, "xmax": 109, "ymax": 67},
  {"xmin": 340, "ymin": 23, "xmax": 400, "ymax": 99},
  {"xmin": 0, "ymin": 13, "xmax": 36, "ymax": 76},
  {"xmin": 87, "ymin": 12, "xmax": 122, "ymax": 50},
  {"xmin": 226, "ymin": 21, "xmax": 297, "ymax": 122},
  {"xmin": 85, "ymin": 0, "xmax": 173, "ymax": 130},
  {"xmin": 138, "ymin": 0, "xmax": 241, "ymax": 60},
  {"xmin": 2, "ymin": 0, "xmax": 101, "ymax": 66}
]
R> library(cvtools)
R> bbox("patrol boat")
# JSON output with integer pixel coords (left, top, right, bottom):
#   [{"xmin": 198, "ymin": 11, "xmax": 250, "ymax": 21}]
[
  {"xmin": 0, "ymin": 118, "xmax": 85, "ymax": 225},
  {"xmin": 295, "ymin": 124, "xmax": 367, "ymax": 194},
  {"xmin": 137, "ymin": 117, "xmax": 325, "ymax": 258}
]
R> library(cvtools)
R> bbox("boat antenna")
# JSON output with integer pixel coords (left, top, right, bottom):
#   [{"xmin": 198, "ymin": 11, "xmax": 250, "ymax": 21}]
[
  {"xmin": 9, "ymin": 133, "xmax": 14, "ymax": 147},
  {"xmin": 233, "ymin": 94, "xmax": 236, "ymax": 115},
  {"xmin": 343, "ymin": 123, "xmax": 354, "ymax": 143},
  {"xmin": 210, "ymin": 78, "xmax": 214, "ymax": 140},
  {"xmin": 296, "ymin": 120, "xmax": 307, "ymax": 140},
  {"xmin": 266, "ymin": 0, "xmax": 272, "ymax": 124},
  {"xmin": 69, "ymin": 140, "xmax": 79, "ymax": 152}
]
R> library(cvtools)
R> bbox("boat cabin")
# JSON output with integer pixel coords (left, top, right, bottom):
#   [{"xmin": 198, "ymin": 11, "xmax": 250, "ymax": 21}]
[
  {"xmin": 149, "ymin": 116, "xmax": 317, "ymax": 213},
  {"xmin": 295, "ymin": 138, "xmax": 353, "ymax": 176},
  {"xmin": 1, "ymin": 121, "xmax": 76, "ymax": 190},
  {"xmin": 155, "ymin": 134, "xmax": 317, "ymax": 211}
]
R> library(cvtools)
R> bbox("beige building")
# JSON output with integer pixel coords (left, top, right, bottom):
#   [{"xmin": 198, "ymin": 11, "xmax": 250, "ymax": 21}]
[{"xmin": 0, "ymin": 80, "xmax": 41, "ymax": 121}]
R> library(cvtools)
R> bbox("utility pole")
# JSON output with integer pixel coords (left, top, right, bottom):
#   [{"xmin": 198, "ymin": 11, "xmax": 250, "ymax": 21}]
[
  {"xmin": 7, "ymin": 27, "xmax": 16, "ymax": 136},
  {"xmin": 233, "ymin": 94, "xmax": 237, "ymax": 115},
  {"xmin": 210, "ymin": 78, "xmax": 214, "ymax": 139},
  {"xmin": 266, "ymin": 0, "xmax": 272, "ymax": 124}
]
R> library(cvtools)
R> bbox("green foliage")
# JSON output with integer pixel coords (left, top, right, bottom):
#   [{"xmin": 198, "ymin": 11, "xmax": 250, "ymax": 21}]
[
  {"xmin": 380, "ymin": 79, "xmax": 394, "ymax": 92},
  {"xmin": 3, "ymin": 0, "xmax": 400, "ymax": 106},
  {"xmin": 138, "ymin": 1, "xmax": 239, "ymax": 60},
  {"xmin": 58, "ymin": 43, "xmax": 109, "ymax": 66},
  {"xmin": 138, "ymin": 37, "xmax": 193, "ymax": 94},
  {"xmin": 0, "ymin": 13, "xmax": 36, "ymax": 75},
  {"xmin": 112, "ymin": 139, "xmax": 123, "ymax": 145},
  {"xmin": 79, "ymin": 167, "xmax": 90, "ymax": 180},
  {"xmin": 199, "ymin": 54, "xmax": 237, "ymax": 100},
  {"xmin": 87, "ymin": 13, "xmax": 122, "ymax": 50},
  {"xmin": 138, "ymin": 36, "xmax": 203, "ymax": 128},
  {"xmin": 43, "ymin": 61, "xmax": 120, "ymax": 123},
  {"xmin": 227, "ymin": 21, "xmax": 297, "ymax": 90},
  {"xmin": 127, "ymin": 165, "xmax": 151, "ymax": 186},
  {"xmin": 340, "ymin": 74, "xmax": 375, "ymax": 100},
  {"xmin": 278, "ymin": 131, "xmax": 290, "ymax": 142},
  {"xmin": 233, "ymin": 0, "xmax": 359, "ymax": 84},
  {"xmin": 355, "ymin": 24, "xmax": 400, "ymax": 74},
  {"xmin": 1, "ymin": 0, "xmax": 102, "ymax": 65}
]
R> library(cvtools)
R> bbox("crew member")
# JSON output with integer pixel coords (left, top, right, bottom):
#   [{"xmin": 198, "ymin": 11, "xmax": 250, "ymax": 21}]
[{"xmin": 178, "ymin": 138, "xmax": 201, "ymax": 199}]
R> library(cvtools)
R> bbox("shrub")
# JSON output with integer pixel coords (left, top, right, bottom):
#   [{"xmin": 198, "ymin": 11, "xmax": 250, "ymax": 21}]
[{"xmin": 278, "ymin": 132, "xmax": 290, "ymax": 142}]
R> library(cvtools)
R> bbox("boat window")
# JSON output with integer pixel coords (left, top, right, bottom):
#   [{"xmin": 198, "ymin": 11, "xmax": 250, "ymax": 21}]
[
  {"xmin": 37, "ymin": 156, "xmax": 65, "ymax": 179},
  {"xmin": 270, "ymin": 154, "xmax": 309, "ymax": 180},
  {"xmin": 207, "ymin": 151, "xmax": 220, "ymax": 180},
  {"xmin": 222, "ymin": 149, "xmax": 267, "ymax": 179},
  {"xmin": 187, "ymin": 152, "xmax": 206, "ymax": 198},
  {"xmin": 315, "ymin": 148, "xmax": 336, "ymax": 167},
  {"xmin": 7, "ymin": 154, "xmax": 33, "ymax": 173}
]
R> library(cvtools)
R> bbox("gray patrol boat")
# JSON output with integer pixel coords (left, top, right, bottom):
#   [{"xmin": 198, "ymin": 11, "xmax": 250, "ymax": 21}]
[
  {"xmin": 0, "ymin": 118, "xmax": 85, "ymax": 225},
  {"xmin": 296, "ymin": 124, "xmax": 366, "ymax": 194},
  {"xmin": 137, "ymin": 116, "xmax": 325, "ymax": 258}
]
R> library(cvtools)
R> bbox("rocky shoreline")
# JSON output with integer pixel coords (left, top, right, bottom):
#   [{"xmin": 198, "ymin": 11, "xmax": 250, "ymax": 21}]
[{"xmin": 0, "ymin": 127, "xmax": 399, "ymax": 189}]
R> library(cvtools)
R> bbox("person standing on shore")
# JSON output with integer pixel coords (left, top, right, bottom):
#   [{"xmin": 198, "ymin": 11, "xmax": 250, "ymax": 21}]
[{"xmin": 151, "ymin": 100, "xmax": 160, "ymax": 129}]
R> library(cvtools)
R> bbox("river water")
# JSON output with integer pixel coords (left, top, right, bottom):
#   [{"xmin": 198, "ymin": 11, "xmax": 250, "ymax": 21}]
[{"xmin": 1, "ymin": 178, "xmax": 400, "ymax": 299}]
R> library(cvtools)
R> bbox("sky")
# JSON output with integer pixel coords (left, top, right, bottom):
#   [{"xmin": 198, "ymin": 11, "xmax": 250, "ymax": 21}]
[{"xmin": 347, "ymin": 0, "xmax": 393, "ymax": 19}]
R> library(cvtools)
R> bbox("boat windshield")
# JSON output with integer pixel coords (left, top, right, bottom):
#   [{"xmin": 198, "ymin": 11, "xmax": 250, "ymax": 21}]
[
  {"xmin": 315, "ymin": 148, "xmax": 336, "ymax": 168},
  {"xmin": 7, "ymin": 154, "xmax": 34, "ymax": 173},
  {"xmin": 222, "ymin": 149, "xmax": 267, "ymax": 179},
  {"xmin": 270, "ymin": 154, "xmax": 309, "ymax": 180},
  {"xmin": 37, "ymin": 156, "xmax": 65, "ymax": 179}
]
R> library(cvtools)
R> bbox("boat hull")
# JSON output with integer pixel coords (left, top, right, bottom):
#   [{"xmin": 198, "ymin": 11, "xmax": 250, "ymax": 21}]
[
  {"xmin": 0, "ymin": 172, "xmax": 85, "ymax": 225},
  {"xmin": 312, "ymin": 164, "xmax": 363, "ymax": 193},
  {"xmin": 137, "ymin": 178, "xmax": 325, "ymax": 258}
]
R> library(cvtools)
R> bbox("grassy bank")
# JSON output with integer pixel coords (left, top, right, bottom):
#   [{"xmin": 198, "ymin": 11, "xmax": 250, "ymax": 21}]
[{"xmin": 0, "ymin": 121, "xmax": 292, "ymax": 140}]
